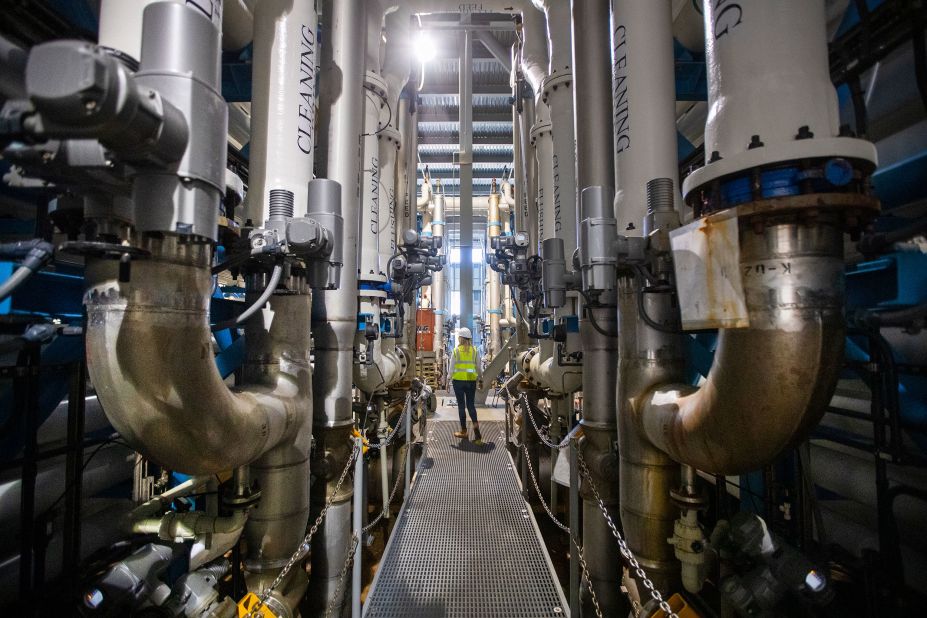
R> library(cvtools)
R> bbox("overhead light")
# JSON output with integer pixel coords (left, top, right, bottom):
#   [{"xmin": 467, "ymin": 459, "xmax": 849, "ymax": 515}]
[{"xmin": 414, "ymin": 31, "xmax": 436, "ymax": 64}]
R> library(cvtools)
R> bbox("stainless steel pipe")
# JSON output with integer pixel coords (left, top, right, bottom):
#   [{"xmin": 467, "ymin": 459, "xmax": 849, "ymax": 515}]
[
  {"xmin": 616, "ymin": 276, "xmax": 684, "ymax": 594},
  {"xmin": 84, "ymin": 242, "xmax": 310, "ymax": 476},
  {"xmin": 578, "ymin": 307, "xmax": 625, "ymax": 615},
  {"xmin": 638, "ymin": 221, "xmax": 846, "ymax": 475},
  {"xmin": 310, "ymin": 0, "xmax": 367, "ymax": 613}
]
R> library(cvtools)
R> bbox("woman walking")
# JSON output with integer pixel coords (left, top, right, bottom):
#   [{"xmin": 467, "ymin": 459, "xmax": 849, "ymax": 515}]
[{"xmin": 448, "ymin": 327, "xmax": 483, "ymax": 444}]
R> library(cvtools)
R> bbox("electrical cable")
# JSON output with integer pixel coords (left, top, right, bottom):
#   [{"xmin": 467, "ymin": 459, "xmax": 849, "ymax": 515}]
[
  {"xmin": 632, "ymin": 265, "xmax": 682, "ymax": 334},
  {"xmin": 857, "ymin": 216, "xmax": 927, "ymax": 255},
  {"xmin": 0, "ymin": 266, "xmax": 34, "ymax": 303},
  {"xmin": 362, "ymin": 96, "xmax": 393, "ymax": 137},
  {"xmin": 211, "ymin": 263, "xmax": 283, "ymax": 332},
  {"xmin": 578, "ymin": 290, "xmax": 618, "ymax": 337}
]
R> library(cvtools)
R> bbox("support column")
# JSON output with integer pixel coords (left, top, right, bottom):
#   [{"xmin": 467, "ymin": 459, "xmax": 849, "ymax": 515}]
[{"xmin": 459, "ymin": 19, "xmax": 474, "ymax": 337}]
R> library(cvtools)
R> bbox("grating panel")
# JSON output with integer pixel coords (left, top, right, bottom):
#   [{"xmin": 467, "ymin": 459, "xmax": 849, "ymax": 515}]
[{"xmin": 364, "ymin": 422, "xmax": 568, "ymax": 618}]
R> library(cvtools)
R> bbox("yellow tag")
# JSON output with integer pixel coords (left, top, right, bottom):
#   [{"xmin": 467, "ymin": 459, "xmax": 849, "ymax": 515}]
[
  {"xmin": 237, "ymin": 592, "xmax": 278, "ymax": 618},
  {"xmin": 351, "ymin": 427, "xmax": 369, "ymax": 454},
  {"xmin": 652, "ymin": 593, "xmax": 700, "ymax": 618}
]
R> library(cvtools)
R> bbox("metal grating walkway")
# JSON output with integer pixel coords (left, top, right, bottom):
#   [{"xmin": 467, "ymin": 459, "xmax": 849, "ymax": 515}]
[{"xmin": 364, "ymin": 421, "xmax": 568, "ymax": 618}]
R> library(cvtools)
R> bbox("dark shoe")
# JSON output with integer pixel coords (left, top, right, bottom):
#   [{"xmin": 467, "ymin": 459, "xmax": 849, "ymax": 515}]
[{"xmin": 472, "ymin": 427, "xmax": 483, "ymax": 445}]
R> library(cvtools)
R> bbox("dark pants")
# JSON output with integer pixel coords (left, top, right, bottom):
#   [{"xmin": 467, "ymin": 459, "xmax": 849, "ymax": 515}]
[{"xmin": 452, "ymin": 379, "xmax": 478, "ymax": 428}]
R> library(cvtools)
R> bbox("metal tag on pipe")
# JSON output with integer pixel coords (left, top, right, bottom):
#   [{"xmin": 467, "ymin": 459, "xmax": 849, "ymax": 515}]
[{"xmin": 670, "ymin": 210, "xmax": 749, "ymax": 330}]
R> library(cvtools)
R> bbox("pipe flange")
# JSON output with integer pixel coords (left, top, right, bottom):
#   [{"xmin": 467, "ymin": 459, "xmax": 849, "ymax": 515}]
[
  {"xmin": 670, "ymin": 487, "xmax": 709, "ymax": 511},
  {"xmin": 683, "ymin": 136, "xmax": 877, "ymax": 202},
  {"xmin": 697, "ymin": 192, "xmax": 881, "ymax": 236},
  {"xmin": 378, "ymin": 125, "xmax": 401, "ymax": 148},
  {"xmin": 529, "ymin": 120, "xmax": 553, "ymax": 144},
  {"xmin": 222, "ymin": 484, "xmax": 262, "ymax": 510},
  {"xmin": 363, "ymin": 70, "xmax": 388, "ymax": 100},
  {"xmin": 540, "ymin": 69, "xmax": 572, "ymax": 103}
]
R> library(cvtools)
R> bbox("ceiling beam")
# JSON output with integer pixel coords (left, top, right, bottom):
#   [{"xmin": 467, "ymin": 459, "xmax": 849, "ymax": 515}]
[
  {"xmin": 418, "ymin": 133, "xmax": 512, "ymax": 145},
  {"xmin": 418, "ymin": 110, "xmax": 512, "ymax": 123},
  {"xmin": 419, "ymin": 152, "xmax": 513, "ymax": 164},
  {"xmin": 418, "ymin": 81, "xmax": 512, "ymax": 96}
]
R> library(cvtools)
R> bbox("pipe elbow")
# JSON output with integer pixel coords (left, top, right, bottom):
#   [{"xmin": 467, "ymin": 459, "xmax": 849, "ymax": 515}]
[
  {"xmin": 638, "ymin": 223, "xmax": 847, "ymax": 475},
  {"xmin": 84, "ymin": 248, "xmax": 312, "ymax": 475},
  {"xmin": 640, "ymin": 315, "xmax": 844, "ymax": 474}
]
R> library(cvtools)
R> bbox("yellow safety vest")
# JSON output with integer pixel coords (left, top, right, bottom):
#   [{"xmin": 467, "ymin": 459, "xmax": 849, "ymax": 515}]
[{"xmin": 451, "ymin": 345, "xmax": 478, "ymax": 381}]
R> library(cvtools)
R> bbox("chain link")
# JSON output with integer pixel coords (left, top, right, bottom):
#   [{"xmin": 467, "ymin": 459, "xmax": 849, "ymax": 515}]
[
  {"xmin": 574, "ymin": 542, "xmax": 604, "ymax": 618},
  {"xmin": 520, "ymin": 442, "xmax": 569, "ymax": 532},
  {"xmin": 363, "ymin": 443, "xmax": 410, "ymax": 533},
  {"xmin": 366, "ymin": 393, "xmax": 411, "ymax": 451},
  {"xmin": 515, "ymin": 439, "xmax": 605, "ymax": 618},
  {"xmin": 519, "ymin": 394, "xmax": 569, "ymax": 450},
  {"xmin": 324, "ymin": 533, "xmax": 360, "ymax": 618},
  {"xmin": 575, "ymin": 447, "xmax": 679, "ymax": 618},
  {"xmin": 245, "ymin": 439, "xmax": 361, "ymax": 618}
]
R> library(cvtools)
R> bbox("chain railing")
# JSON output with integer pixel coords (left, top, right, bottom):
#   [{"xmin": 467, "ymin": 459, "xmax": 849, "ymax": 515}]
[
  {"xmin": 519, "ymin": 393, "xmax": 569, "ymax": 450},
  {"xmin": 366, "ymin": 393, "xmax": 412, "ymax": 451},
  {"xmin": 326, "ymin": 404, "xmax": 423, "ymax": 618},
  {"xmin": 575, "ymin": 447, "xmax": 679, "ymax": 618},
  {"xmin": 511, "ymin": 393, "xmax": 680, "ymax": 618},
  {"xmin": 325, "ymin": 534, "xmax": 360, "ymax": 618},
  {"xmin": 244, "ymin": 438, "xmax": 361, "ymax": 617},
  {"xmin": 520, "ymin": 442, "xmax": 569, "ymax": 532},
  {"xmin": 517, "ymin": 434, "xmax": 605, "ymax": 618}
]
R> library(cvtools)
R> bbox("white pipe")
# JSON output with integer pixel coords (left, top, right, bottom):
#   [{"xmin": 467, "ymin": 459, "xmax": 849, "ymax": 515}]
[
  {"xmin": 431, "ymin": 192, "xmax": 446, "ymax": 355},
  {"xmin": 222, "ymin": 0, "xmax": 257, "ymax": 51},
  {"xmin": 545, "ymin": 88, "xmax": 577, "ymax": 257},
  {"xmin": 531, "ymin": 102, "xmax": 554, "ymax": 244},
  {"xmin": 359, "ymin": 72, "xmax": 389, "ymax": 282},
  {"xmin": 244, "ymin": 0, "xmax": 318, "ymax": 224},
  {"xmin": 613, "ymin": 0, "xmax": 681, "ymax": 234},
  {"xmin": 487, "ymin": 189, "xmax": 503, "ymax": 358},
  {"xmin": 683, "ymin": 0, "xmax": 876, "ymax": 198},
  {"xmin": 417, "ymin": 180, "xmax": 433, "ymax": 208},
  {"xmin": 378, "ymin": 127, "xmax": 401, "ymax": 270},
  {"xmin": 521, "ymin": 5, "xmax": 549, "ymax": 94},
  {"xmin": 501, "ymin": 181, "xmax": 517, "ymax": 208},
  {"xmin": 382, "ymin": 6, "xmax": 412, "ymax": 107}
]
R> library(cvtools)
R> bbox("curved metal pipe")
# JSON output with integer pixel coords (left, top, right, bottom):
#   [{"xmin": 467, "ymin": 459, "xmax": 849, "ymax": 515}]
[
  {"xmin": 637, "ymin": 221, "xmax": 846, "ymax": 475},
  {"xmin": 84, "ymin": 237, "xmax": 312, "ymax": 476},
  {"xmin": 617, "ymin": 276, "xmax": 683, "ymax": 594}
]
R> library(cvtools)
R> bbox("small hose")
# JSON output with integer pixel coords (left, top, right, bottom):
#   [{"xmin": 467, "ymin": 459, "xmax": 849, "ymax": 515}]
[
  {"xmin": 211, "ymin": 264, "xmax": 283, "ymax": 332},
  {"xmin": 0, "ymin": 239, "xmax": 55, "ymax": 302}
]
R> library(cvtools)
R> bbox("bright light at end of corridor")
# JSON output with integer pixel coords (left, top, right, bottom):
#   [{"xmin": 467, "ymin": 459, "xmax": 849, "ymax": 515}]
[{"xmin": 414, "ymin": 31, "xmax": 437, "ymax": 64}]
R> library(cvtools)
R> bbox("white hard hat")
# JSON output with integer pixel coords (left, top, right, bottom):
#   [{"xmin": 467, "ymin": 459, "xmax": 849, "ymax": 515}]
[{"xmin": 457, "ymin": 327, "xmax": 472, "ymax": 339}]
